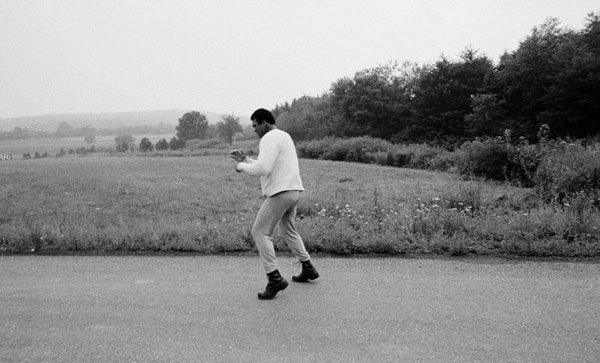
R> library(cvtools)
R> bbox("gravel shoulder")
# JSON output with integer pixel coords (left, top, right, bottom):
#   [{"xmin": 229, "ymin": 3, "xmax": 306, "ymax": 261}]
[{"xmin": 1, "ymin": 255, "xmax": 599, "ymax": 362}]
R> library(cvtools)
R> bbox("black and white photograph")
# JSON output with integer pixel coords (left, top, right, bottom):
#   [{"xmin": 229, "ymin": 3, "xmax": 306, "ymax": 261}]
[{"xmin": 1, "ymin": 0, "xmax": 599, "ymax": 361}]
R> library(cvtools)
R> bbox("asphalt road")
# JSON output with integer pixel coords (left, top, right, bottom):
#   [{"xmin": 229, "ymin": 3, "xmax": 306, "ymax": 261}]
[{"xmin": 1, "ymin": 255, "xmax": 599, "ymax": 362}]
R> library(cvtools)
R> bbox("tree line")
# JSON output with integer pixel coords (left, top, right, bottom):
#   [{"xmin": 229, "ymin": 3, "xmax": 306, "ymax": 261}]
[
  {"xmin": 273, "ymin": 14, "xmax": 600, "ymax": 146},
  {"xmin": 114, "ymin": 112, "xmax": 245, "ymax": 152},
  {"xmin": 170, "ymin": 112, "xmax": 244, "ymax": 146}
]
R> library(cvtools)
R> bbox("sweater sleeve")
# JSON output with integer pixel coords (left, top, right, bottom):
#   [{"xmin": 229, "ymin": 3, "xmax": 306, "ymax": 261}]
[{"xmin": 237, "ymin": 135, "xmax": 277, "ymax": 176}]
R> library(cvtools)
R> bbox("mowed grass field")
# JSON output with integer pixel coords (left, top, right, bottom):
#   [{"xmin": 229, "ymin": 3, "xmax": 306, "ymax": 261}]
[
  {"xmin": 1, "ymin": 150, "xmax": 599, "ymax": 257},
  {"xmin": 0, "ymin": 134, "xmax": 175, "ymax": 156}
]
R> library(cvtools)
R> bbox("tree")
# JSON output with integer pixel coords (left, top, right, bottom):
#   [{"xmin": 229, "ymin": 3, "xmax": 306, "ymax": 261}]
[
  {"xmin": 169, "ymin": 136, "xmax": 186, "ymax": 150},
  {"xmin": 217, "ymin": 114, "xmax": 243, "ymax": 145},
  {"xmin": 276, "ymin": 95, "xmax": 334, "ymax": 141},
  {"xmin": 55, "ymin": 122, "xmax": 74, "ymax": 137},
  {"xmin": 84, "ymin": 134, "xmax": 96, "ymax": 144},
  {"xmin": 139, "ymin": 137, "xmax": 153, "ymax": 152},
  {"xmin": 155, "ymin": 138, "xmax": 169, "ymax": 151},
  {"xmin": 115, "ymin": 134, "xmax": 135, "ymax": 152},
  {"xmin": 329, "ymin": 61, "xmax": 420, "ymax": 140},
  {"xmin": 176, "ymin": 111, "xmax": 209, "ymax": 141},
  {"xmin": 543, "ymin": 13, "xmax": 600, "ymax": 137},
  {"xmin": 207, "ymin": 124, "xmax": 219, "ymax": 139},
  {"xmin": 12, "ymin": 126, "xmax": 29, "ymax": 138},
  {"xmin": 272, "ymin": 102, "xmax": 291, "ymax": 120},
  {"xmin": 489, "ymin": 16, "xmax": 600, "ymax": 140},
  {"xmin": 465, "ymin": 93, "xmax": 509, "ymax": 137},
  {"xmin": 406, "ymin": 50, "xmax": 494, "ymax": 143}
]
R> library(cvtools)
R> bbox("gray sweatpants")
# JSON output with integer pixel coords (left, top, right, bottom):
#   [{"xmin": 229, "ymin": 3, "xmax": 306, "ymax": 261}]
[{"xmin": 251, "ymin": 190, "xmax": 311, "ymax": 273}]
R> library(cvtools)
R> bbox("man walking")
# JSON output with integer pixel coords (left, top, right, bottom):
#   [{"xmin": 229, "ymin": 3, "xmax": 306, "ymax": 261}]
[{"xmin": 230, "ymin": 108, "xmax": 319, "ymax": 300}]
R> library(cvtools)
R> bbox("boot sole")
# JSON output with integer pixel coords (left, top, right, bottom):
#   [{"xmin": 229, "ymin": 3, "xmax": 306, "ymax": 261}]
[
  {"xmin": 257, "ymin": 280, "xmax": 289, "ymax": 300},
  {"xmin": 292, "ymin": 274, "xmax": 319, "ymax": 283}
]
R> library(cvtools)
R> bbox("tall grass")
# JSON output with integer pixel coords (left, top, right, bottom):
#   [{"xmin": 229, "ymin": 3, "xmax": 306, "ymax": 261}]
[{"xmin": 1, "ymin": 154, "xmax": 598, "ymax": 257}]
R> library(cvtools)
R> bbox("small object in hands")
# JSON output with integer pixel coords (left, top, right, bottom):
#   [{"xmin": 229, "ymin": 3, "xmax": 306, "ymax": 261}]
[{"xmin": 229, "ymin": 149, "xmax": 246, "ymax": 162}]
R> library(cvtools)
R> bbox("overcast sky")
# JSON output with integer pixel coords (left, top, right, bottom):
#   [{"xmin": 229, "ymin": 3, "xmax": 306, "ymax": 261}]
[{"xmin": 1, "ymin": 0, "xmax": 598, "ymax": 119}]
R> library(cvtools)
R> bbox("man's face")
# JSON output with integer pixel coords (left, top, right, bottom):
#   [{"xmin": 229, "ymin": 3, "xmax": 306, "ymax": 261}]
[{"xmin": 252, "ymin": 119, "xmax": 268, "ymax": 138}]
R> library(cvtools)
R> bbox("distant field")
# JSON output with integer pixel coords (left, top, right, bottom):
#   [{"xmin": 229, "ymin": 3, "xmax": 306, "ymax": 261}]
[
  {"xmin": 0, "ymin": 134, "xmax": 175, "ymax": 156},
  {"xmin": 1, "ymin": 152, "xmax": 598, "ymax": 257}
]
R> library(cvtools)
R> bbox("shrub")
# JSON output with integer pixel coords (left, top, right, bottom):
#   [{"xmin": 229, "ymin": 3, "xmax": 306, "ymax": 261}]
[
  {"xmin": 405, "ymin": 144, "xmax": 445, "ymax": 169},
  {"xmin": 186, "ymin": 138, "xmax": 229, "ymax": 150},
  {"xmin": 454, "ymin": 138, "xmax": 540, "ymax": 185},
  {"xmin": 297, "ymin": 137, "xmax": 392, "ymax": 162},
  {"xmin": 169, "ymin": 137, "xmax": 186, "ymax": 150},
  {"xmin": 455, "ymin": 140, "xmax": 513, "ymax": 180},
  {"xmin": 428, "ymin": 150, "xmax": 456, "ymax": 171},
  {"xmin": 324, "ymin": 137, "xmax": 391, "ymax": 162},
  {"xmin": 155, "ymin": 138, "xmax": 169, "ymax": 151},
  {"xmin": 139, "ymin": 137, "xmax": 153, "ymax": 152},
  {"xmin": 534, "ymin": 142, "xmax": 600, "ymax": 202},
  {"xmin": 296, "ymin": 137, "xmax": 447, "ymax": 169},
  {"xmin": 76, "ymin": 147, "xmax": 91, "ymax": 155},
  {"xmin": 115, "ymin": 135, "xmax": 135, "ymax": 152},
  {"xmin": 296, "ymin": 138, "xmax": 331, "ymax": 159},
  {"xmin": 296, "ymin": 130, "xmax": 600, "ymax": 203},
  {"xmin": 506, "ymin": 142, "xmax": 540, "ymax": 187}
]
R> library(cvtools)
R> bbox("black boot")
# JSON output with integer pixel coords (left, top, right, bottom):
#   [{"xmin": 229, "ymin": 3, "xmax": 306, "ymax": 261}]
[
  {"xmin": 258, "ymin": 270, "xmax": 289, "ymax": 300},
  {"xmin": 292, "ymin": 260, "xmax": 319, "ymax": 283}
]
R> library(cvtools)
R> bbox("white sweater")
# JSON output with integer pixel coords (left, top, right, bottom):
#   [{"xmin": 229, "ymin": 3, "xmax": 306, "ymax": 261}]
[{"xmin": 237, "ymin": 129, "xmax": 304, "ymax": 197}]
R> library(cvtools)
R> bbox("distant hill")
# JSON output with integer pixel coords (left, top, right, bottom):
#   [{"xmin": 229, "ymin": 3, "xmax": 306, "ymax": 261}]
[{"xmin": 0, "ymin": 110, "xmax": 251, "ymax": 132}]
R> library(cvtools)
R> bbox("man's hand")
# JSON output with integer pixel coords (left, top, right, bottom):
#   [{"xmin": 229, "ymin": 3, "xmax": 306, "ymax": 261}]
[{"xmin": 229, "ymin": 149, "xmax": 247, "ymax": 162}]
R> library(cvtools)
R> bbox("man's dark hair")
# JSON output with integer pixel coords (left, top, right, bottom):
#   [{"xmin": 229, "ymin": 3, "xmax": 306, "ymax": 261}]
[{"xmin": 250, "ymin": 108, "xmax": 275, "ymax": 125}]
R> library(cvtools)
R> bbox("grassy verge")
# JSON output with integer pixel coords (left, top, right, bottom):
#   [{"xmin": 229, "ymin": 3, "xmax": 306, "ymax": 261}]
[{"xmin": 1, "ymin": 154, "xmax": 598, "ymax": 257}]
